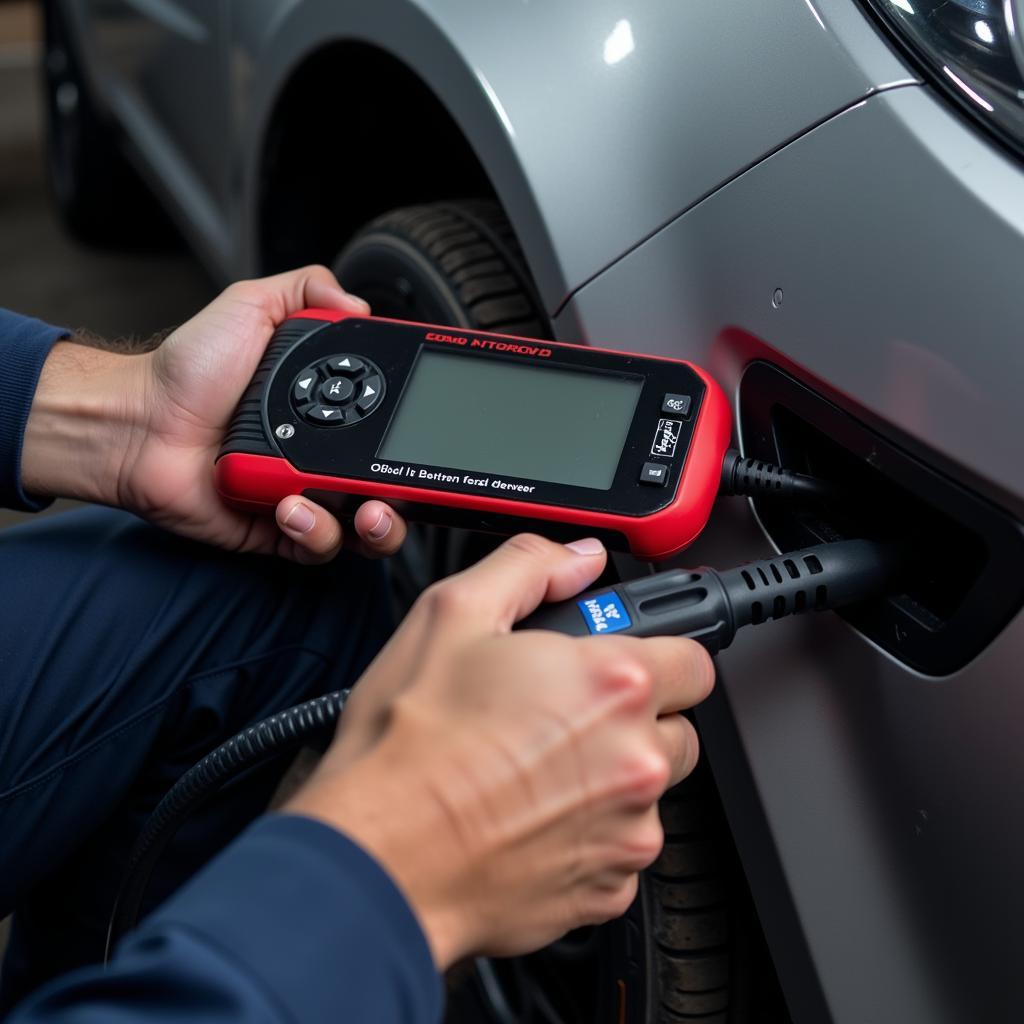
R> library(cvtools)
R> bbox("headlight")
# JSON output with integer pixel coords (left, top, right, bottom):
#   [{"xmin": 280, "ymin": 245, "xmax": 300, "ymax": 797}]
[{"xmin": 864, "ymin": 0, "xmax": 1024, "ymax": 159}]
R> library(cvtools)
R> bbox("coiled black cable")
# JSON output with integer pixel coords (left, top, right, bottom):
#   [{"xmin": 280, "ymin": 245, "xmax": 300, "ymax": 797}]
[{"xmin": 106, "ymin": 689, "xmax": 349, "ymax": 960}]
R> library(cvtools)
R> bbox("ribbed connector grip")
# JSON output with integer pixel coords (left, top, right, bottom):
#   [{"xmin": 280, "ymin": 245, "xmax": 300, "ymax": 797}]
[
  {"xmin": 717, "ymin": 540, "xmax": 895, "ymax": 630},
  {"xmin": 217, "ymin": 318, "xmax": 329, "ymax": 459},
  {"xmin": 518, "ymin": 539, "xmax": 899, "ymax": 655},
  {"xmin": 720, "ymin": 449, "xmax": 833, "ymax": 502}
]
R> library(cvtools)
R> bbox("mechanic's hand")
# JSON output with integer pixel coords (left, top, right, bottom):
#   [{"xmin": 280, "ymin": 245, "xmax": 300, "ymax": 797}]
[
  {"xmin": 129, "ymin": 267, "xmax": 409, "ymax": 561},
  {"xmin": 286, "ymin": 534, "xmax": 716, "ymax": 968},
  {"xmin": 24, "ymin": 266, "xmax": 407, "ymax": 561}
]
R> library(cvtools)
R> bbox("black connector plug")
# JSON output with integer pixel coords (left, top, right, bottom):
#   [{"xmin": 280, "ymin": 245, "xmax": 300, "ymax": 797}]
[
  {"xmin": 720, "ymin": 448, "xmax": 835, "ymax": 503},
  {"xmin": 517, "ymin": 539, "xmax": 899, "ymax": 654}
]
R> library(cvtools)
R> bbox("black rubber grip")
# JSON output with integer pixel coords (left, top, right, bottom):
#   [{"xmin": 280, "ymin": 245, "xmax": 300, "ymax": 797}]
[
  {"xmin": 217, "ymin": 318, "xmax": 330, "ymax": 460},
  {"xmin": 517, "ymin": 539, "xmax": 898, "ymax": 655},
  {"xmin": 719, "ymin": 449, "xmax": 835, "ymax": 503}
]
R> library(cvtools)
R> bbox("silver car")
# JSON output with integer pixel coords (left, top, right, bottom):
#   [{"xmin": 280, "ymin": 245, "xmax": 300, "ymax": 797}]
[{"xmin": 45, "ymin": 1, "xmax": 1024, "ymax": 1021}]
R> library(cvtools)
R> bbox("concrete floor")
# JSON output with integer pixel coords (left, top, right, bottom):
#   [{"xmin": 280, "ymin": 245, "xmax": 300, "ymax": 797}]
[{"xmin": 0, "ymin": 0, "xmax": 215, "ymax": 530}]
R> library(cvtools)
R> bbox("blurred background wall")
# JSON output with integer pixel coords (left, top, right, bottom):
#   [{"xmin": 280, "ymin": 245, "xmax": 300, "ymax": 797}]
[{"xmin": 0, "ymin": 0, "xmax": 214, "ymax": 530}]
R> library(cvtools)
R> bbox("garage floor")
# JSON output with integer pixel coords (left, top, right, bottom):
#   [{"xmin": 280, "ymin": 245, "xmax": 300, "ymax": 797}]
[{"xmin": 0, "ymin": 0, "xmax": 215, "ymax": 532}]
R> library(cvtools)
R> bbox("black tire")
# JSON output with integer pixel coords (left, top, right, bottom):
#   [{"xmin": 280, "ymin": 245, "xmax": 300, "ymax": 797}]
[
  {"xmin": 334, "ymin": 200, "xmax": 786, "ymax": 1024},
  {"xmin": 42, "ymin": 0, "xmax": 171, "ymax": 247},
  {"xmin": 334, "ymin": 199, "xmax": 548, "ymax": 338},
  {"xmin": 647, "ymin": 764, "xmax": 753, "ymax": 1024}
]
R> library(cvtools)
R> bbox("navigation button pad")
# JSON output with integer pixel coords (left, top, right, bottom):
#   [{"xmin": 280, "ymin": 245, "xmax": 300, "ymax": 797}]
[{"xmin": 291, "ymin": 354, "xmax": 385, "ymax": 426}]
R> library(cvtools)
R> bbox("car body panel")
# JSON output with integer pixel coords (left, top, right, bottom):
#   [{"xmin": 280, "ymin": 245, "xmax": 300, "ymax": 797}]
[
  {"xmin": 559, "ymin": 85, "xmax": 1024, "ymax": 1023},
  {"xmin": 557, "ymin": 85, "xmax": 1024, "ymax": 512},
  {"xmin": 70, "ymin": 0, "xmax": 916, "ymax": 308}
]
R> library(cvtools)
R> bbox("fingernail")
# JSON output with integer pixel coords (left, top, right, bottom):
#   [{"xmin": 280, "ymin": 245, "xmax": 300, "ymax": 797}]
[
  {"xmin": 283, "ymin": 502, "xmax": 316, "ymax": 535},
  {"xmin": 565, "ymin": 537, "xmax": 604, "ymax": 556},
  {"xmin": 367, "ymin": 509, "xmax": 393, "ymax": 541}
]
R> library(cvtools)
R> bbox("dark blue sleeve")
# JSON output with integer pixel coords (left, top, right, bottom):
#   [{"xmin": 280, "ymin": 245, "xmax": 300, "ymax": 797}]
[
  {"xmin": 0, "ymin": 309, "xmax": 69, "ymax": 512},
  {"xmin": 8, "ymin": 815, "xmax": 445, "ymax": 1024}
]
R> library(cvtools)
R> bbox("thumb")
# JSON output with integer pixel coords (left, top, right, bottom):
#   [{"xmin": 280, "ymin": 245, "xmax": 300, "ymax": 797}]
[
  {"xmin": 442, "ymin": 533, "xmax": 608, "ymax": 633},
  {"xmin": 222, "ymin": 265, "xmax": 369, "ymax": 333}
]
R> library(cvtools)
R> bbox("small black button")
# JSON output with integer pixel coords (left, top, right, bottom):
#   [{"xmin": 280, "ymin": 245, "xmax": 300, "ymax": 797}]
[
  {"xmin": 326, "ymin": 354, "xmax": 365, "ymax": 375},
  {"xmin": 662, "ymin": 393, "xmax": 691, "ymax": 417},
  {"xmin": 640, "ymin": 462, "xmax": 669, "ymax": 486},
  {"xmin": 320, "ymin": 376, "xmax": 355, "ymax": 404},
  {"xmin": 293, "ymin": 368, "xmax": 319, "ymax": 403},
  {"xmin": 356, "ymin": 375, "xmax": 383, "ymax": 413},
  {"xmin": 306, "ymin": 404, "xmax": 346, "ymax": 424}
]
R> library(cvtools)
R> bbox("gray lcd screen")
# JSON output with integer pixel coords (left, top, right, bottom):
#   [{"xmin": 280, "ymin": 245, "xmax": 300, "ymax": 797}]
[{"xmin": 377, "ymin": 351, "xmax": 643, "ymax": 490}]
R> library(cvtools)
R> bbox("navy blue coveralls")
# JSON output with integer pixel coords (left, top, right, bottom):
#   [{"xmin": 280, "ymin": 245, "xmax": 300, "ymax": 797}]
[{"xmin": 0, "ymin": 311, "xmax": 443, "ymax": 1022}]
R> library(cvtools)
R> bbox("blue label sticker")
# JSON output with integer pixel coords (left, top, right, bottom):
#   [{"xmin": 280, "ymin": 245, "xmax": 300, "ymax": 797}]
[{"xmin": 577, "ymin": 591, "xmax": 632, "ymax": 635}]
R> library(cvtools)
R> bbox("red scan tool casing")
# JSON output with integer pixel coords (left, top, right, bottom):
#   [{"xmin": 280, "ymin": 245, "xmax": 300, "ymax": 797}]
[{"xmin": 215, "ymin": 310, "xmax": 731, "ymax": 561}]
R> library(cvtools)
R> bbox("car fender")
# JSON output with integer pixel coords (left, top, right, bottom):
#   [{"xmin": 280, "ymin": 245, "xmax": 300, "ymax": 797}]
[{"xmin": 234, "ymin": 0, "xmax": 915, "ymax": 314}]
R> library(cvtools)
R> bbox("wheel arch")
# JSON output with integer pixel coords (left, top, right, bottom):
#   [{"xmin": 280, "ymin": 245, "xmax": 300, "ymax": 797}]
[{"xmin": 242, "ymin": 3, "xmax": 564, "ymax": 310}]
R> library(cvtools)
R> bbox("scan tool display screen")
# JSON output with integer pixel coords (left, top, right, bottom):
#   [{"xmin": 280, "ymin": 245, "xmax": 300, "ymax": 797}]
[{"xmin": 377, "ymin": 350, "xmax": 644, "ymax": 490}]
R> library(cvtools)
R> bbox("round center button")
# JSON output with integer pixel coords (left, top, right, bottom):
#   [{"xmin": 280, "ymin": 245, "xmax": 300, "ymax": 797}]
[{"xmin": 320, "ymin": 377, "xmax": 355, "ymax": 404}]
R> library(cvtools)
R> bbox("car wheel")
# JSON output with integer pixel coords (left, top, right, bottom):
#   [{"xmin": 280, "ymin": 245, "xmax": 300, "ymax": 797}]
[
  {"xmin": 335, "ymin": 199, "xmax": 786, "ymax": 1024},
  {"xmin": 42, "ymin": 0, "xmax": 170, "ymax": 247}
]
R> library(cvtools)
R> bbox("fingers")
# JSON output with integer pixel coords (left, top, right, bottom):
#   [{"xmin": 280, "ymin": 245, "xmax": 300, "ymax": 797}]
[
  {"xmin": 424, "ymin": 533, "xmax": 608, "ymax": 633},
  {"xmin": 353, "ymin": 500, "xmax": 408, "ymax": 558},
  {"xmin": 226, "ymin": 265, "xmax": 370, "ymax": 331},
  {"xmin": 275, "ymin": 496, "xmax": 343, "ymax": 564},
  {"xmin": 657, "ymin": 713, "xmax": 701, "ymax": 787},
  {"xmin": 273, "ymin": 497, "xmax": 408, "ymax": 563},
  {"xmin": 588, "ymin": 635, "xmax": 715, "ymax": 716},
  {"xmin": 635, "ymin": 636, "xmax": 715, "ymax": 714}
]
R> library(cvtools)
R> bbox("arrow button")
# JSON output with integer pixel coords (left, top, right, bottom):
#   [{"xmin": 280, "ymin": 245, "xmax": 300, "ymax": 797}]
[
  {"xmin": 293, "ymin": 367, "xmax": 320, "ymax": 403},
  {"xmin": 357, "ymin": 375, "xmax": 384, "ymax": 413},
  {"xmin": 327, "ymin": 354, "xmax": 365, "ymax": 376},
  {"xmin": 303, "ymin": 404, "xmax": 346, "ymax": 424}
]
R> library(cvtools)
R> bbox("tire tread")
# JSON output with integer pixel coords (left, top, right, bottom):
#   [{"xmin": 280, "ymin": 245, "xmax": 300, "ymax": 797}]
[{"xmin": 355, "ymin": 200, "xmax": 549, "ymax": 338}]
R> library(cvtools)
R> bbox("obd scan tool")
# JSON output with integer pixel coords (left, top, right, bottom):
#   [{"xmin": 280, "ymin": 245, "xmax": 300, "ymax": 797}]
[{"xmin": 215, "ymin": 310, "xmax": 732, "ymax": 560}]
